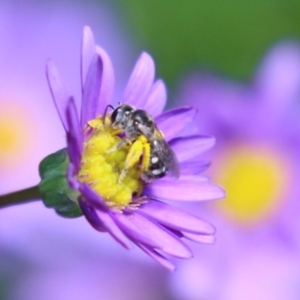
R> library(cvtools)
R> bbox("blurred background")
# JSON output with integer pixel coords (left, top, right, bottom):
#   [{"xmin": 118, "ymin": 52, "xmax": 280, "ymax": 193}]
[{"xmin": 1, "ymin": 0, "xmax": 300, "ymax": 299}]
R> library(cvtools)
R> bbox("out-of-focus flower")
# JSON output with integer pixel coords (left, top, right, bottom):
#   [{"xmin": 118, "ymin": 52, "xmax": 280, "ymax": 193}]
[
  {"xmin": 45, "ymin": 26, "xmax": 225, "ymax": 270},
  {"xmin": 171, "ymin": 42, "xmax": 300, "ymax": 299}
]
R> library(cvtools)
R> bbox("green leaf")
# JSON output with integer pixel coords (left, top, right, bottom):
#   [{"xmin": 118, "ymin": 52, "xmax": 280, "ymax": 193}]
[{"xmin": 38, "ymin": 148, "xmax": 82, "ymax": 218}]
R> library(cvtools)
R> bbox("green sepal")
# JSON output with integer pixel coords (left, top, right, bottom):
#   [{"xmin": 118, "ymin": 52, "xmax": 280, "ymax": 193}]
[{"xmin": 38, "ymin": 148, "xmax": 82, "ymax": 218}]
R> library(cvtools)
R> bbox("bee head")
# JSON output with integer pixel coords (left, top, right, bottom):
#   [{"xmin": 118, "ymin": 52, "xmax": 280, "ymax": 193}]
[{"xmin": 111, "ymin": 104, "xmax": 135, "ymax": 129}]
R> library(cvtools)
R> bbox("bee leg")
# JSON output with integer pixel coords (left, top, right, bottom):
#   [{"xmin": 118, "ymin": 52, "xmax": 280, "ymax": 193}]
[
  {"xmin": 110, "ymin": 128, "xmax": 124, "ymax": 136},
  {"xmin": 119, "ymin": 139, "xmax": 144, "ymax": 184},
  {"xmin": 106, "ymin": 138, "xmax": 131, "ymax": 154},
  {"xmin": 137, "ymin": 181, "xmax": 144, "ymax": 197},
  {"xmin": 87, "ymin": 118, "xmax": 102, "ymax": 129},
  {"xmin": 140, "ymin": 142, "xmax": 151, "ymax": 172},
  {"xmin": 85, "ymin": 116, "xmax": 113, "ymax": 132},
  {"xmin": 84, "ymin": 118, "xmax": 103, "ymax": 133}
]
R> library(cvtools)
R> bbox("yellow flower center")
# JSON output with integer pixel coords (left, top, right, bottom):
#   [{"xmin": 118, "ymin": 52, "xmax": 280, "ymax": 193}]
[
  {"xmin": 0, "ymin": 102, "xmax": 34, "ymax": 169},
  {"xmin": 78, "ymin": 116, "xmax": 143, "ymax": 210},
  {"xmin": 213, "ymin": 144, "xmax": 291, "ymax": 225}
]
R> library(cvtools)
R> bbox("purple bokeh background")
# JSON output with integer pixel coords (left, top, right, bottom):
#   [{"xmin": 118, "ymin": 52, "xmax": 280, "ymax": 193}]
[{"xmin": 170, "ymin": 42, "xmax": 300, "ymax": 300}]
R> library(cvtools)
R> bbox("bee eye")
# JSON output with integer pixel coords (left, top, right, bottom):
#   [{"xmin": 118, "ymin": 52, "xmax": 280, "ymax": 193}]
[{"xmin": 111, "ymin": 108, "xmax": 119, "ymax": 123}]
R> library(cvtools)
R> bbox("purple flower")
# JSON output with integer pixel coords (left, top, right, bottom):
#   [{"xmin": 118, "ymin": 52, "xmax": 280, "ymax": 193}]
[
  {"xmin": 171, "ymin": 42, "xmax": 300, "ymax": 298},
  {"xmin": 46, "ymin": 26, "xmax": 224, "ymax": 269}
]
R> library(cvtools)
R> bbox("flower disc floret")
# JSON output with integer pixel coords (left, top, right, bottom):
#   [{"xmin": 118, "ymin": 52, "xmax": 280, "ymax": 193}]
[{"xmin": 78, "ymin": 116, "xmax": 142, "ymax": 210}]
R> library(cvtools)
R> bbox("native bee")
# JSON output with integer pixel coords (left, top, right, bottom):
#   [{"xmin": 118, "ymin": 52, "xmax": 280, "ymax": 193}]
[{"xmin": 106, "ymin": 104, "xmax": 180, "ymax": 183}]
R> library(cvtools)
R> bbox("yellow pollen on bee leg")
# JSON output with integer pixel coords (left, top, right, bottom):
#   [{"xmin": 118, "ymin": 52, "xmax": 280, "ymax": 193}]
[
  {"xmin": 212, "ymin": 144, "xmax": 291, "ymax": 226},
  {"xmin": 141, "ymin": 141, "xmax": 151, "ymax": 172},
  {"xmin": 118, "ymin": 136, "xmax": 148, "ymax": 184},
  {"xmin": 78, "ymin": 116, "xmax": 144, "ymax": 209}
]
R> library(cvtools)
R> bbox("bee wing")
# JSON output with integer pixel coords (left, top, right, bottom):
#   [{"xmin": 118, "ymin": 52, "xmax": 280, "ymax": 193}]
[
  {"xmin": 153, "ymin": 132, "xmax": 180, "ymax": 179},
  {"xmin": 144, "ymin": 124, "xmax": 180, "ymax": 179},
  {"xmin": 165, "ymin": 146, "xmax": 180, "ymax": 179}
]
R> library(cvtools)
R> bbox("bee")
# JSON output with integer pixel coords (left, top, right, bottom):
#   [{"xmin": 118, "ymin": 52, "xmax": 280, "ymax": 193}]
[{"xmin": 107, "ymin": 104, "xmax": 180, "ymax": 183}]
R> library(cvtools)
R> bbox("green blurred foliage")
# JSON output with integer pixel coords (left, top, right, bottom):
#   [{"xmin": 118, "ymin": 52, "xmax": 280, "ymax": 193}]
[{"xmin": 115, "ymin": 0, "xmax": 300, "ymax": 88}]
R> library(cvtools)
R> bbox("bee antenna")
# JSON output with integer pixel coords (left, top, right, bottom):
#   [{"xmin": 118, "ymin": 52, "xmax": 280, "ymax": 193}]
[{"xmin": 103, "ymin": 104, "xmax": 115, "ymax": 125}]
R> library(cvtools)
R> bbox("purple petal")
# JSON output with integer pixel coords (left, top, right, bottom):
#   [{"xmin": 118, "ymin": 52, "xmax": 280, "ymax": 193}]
[
  {"xmin": 180, "ymin": 160, "xmax": 210, "ymax": 175},
  {"xmin": 46, "ymin": 60, "xmax": 70, "ymax": 132},
  {"xmin": 96, "ymin": 210, "xmax": 132, "ymax": 249},
  {"xmin": 129, "ymin": 213, "xmax": 192, "ymax": 258},
  {"xmin": 183, "ymin": 232, "xmax": 216, "ymax": 244},
  {"xmin": 170, "ymin": 135, "xmax": 215, "ymax": 162},
  {"xmin": 138, "ymin": 244, "xmax": 176, "ymax": 271},
  {"xmin": 138, "ymin": 200, "xmax": 215, "ymax": 235},
  {"xmin": 79, "ymin": 200, "xmax": 106, "ymax": 232},
  {"xmin": 81, "ymin": 54, "xmax": 103, "ymax": 127},
  {"xmin": 81, "ymin": 26, "xmax": 96, "ymax": 90},
  {"xmin": 79, "ymin": 186, "xmax": 131, "ymax": 249},
  {"xmin": 122, "ymin": 52, "xmax": 155, "ymax": 108},
  {"xmin": 95, "ymin": 46, "xmax": 115, "ymax": 115},
  {"xmin": 80, "ymin": 183, "xmax": 108, "ymax": 212},
  {"xmin": 67, "ymin": 163, "xmax": 80, "ymax": 190},
  {"xmin": 66, "ymin": 97, "xmax": 82, "ymax": 171},
  {"xmin": 144, "ymin": 175, "xmax": 225, "ymax": 201},
  {"xmin": 113, "ymin": 213, "xmax": 161, "ymax": 249},
  {"xmin": 143, "ymin": 79, "xmax": 167, "ymax": 117},
  {"xmin": 156, "ymin": 107, "xmax": 197, "ymax": 141}
]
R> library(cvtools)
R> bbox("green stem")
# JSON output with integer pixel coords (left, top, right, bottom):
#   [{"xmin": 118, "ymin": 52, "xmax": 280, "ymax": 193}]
[{"xmin": 0, "ymin": 185, "xmax": 41, "ymax": 209}]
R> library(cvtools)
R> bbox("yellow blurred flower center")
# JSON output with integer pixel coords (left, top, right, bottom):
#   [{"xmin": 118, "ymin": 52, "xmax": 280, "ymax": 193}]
[
  {"xmin": 0, "ymin": 103, "xmax": 33, "ymax": 169},
  {"xmin": 78, "ymin": 116, "xmax": 143, "ymax": 210},
  {"xmin": 213, "ymin": 144, "xmax": 290, "ymax": 225}
]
